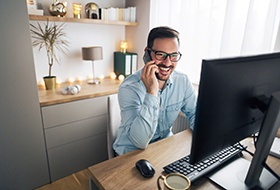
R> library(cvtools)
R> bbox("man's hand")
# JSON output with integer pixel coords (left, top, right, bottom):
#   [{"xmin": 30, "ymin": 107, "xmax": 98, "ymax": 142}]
[{"xmin": 141, "ymin": 60, "xmax": 159, "ymax": 96}]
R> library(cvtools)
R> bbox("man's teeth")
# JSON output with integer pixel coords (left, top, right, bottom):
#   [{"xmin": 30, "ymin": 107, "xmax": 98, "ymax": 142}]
[{"xmin": 159, "ymin": 67, "xmax": 170, "ymax": 71}]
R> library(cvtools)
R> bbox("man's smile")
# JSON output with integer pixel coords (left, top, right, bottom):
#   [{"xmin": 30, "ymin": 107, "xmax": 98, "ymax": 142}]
[
  {"xmin": 159, "ymin": 67, "xmax": 170, "ymax": 71},
  {"xmin": 157, "ymin": 64, "xmax": 174, "ymax": 76}
]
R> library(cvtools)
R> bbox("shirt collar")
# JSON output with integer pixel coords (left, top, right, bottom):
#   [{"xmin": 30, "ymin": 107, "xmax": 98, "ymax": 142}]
[
  {"xmin": 138, "ymin": 69, "xmax": 174, "ymax": 90},
  {"xmin": 162, "ymin": 72, "xmax": 174, "ymax": 90}
]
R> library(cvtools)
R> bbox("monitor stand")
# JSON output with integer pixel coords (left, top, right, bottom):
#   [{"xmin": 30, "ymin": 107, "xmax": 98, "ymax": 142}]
[
  {"xmin": 207, "ymin": 91, "xmax": 280, "ymax": 190},
  {"xmin": 206, "ymin": 157, "xmax": 277, "ymax": 190}
]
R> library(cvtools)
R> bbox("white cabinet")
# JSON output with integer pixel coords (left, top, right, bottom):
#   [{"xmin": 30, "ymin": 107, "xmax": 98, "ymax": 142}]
[{"xmin": 41, "ymin": 96, "xmax": 108, "ymax": 181}]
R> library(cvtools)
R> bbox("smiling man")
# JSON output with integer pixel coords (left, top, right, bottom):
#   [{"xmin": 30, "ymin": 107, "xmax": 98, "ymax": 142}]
[{"xmin": 113, "ymin": 26, "xmax": 197, "ymax": 156}]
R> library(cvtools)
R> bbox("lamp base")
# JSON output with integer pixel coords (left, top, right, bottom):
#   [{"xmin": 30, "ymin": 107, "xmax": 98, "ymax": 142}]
[{"xmin": 87, "ymin": 79, "xmax": 100, "ymax": 84}]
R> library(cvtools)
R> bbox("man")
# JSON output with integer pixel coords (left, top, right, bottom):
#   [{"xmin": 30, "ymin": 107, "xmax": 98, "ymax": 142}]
[{"xmin": 113, "ymin": 26, "xmax": 197, "ymax": 155}]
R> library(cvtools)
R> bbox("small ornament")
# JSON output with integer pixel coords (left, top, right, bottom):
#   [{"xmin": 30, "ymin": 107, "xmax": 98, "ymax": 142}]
[{"xmin": 49, "ymin": 0, "xmax": 67, "ymax": 17}]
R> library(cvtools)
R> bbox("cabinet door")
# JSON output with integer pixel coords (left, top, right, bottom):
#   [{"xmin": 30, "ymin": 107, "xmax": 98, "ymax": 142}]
[
  {"xmin": 41, "ymin": 96, "xmax": 107, "ymax": 129},
  {"xmin": 48, "ymin": 133, "xmax": 107, "ymax": 181},
  {"xmin": 47, "ymin": 115, "xmax": 107, "ymax": 181},
  {"xmin": 41, "ymin": 97, "xmax": 108, "ymax": 181},
  {"xmin": 45, "ymin": 115, "xmax": 107, "ymax": 149}
]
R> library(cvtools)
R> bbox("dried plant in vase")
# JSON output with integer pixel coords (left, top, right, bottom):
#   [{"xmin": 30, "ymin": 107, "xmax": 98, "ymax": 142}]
[{"xmin": 30, "ymin": 20, "xmax": 69, "ymax": 90}]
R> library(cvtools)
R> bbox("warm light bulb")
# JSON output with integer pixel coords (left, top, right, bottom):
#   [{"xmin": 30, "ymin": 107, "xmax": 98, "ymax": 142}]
[
  {"xmin": 68, "ymin": 77, "xmax": 75, "ymax": 83},
  {"xmin": 120, "ymin": 41, "xmax": 128, "ymax": 53},
  {"xmin": 77, "ymin": 76, "xmax": 84, "ymax": 82},
  {"xmin": 99, "ymin": 74, "xmax": 105, "ymax": 80},
  {"xmin": 56, "ymin": 78, "xmax": 62, "ymax": 84},
  {"xmin": 118, "ymin": 74, "xmax": 125, "ymax": 81},
  {"xmin": 110, "ymin": 72, "xmax": 117, "ymax": 79}
]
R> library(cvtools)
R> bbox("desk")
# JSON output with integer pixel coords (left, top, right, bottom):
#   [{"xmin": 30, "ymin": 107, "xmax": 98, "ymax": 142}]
[{"xmin": 88, "ymin": 130, "xmax": 280, "ymax": 190}]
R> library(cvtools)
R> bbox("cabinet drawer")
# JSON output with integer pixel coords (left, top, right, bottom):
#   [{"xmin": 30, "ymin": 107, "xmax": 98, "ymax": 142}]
[
  {"xmin": 47, "ymin": 133, "xmax": 107, "ymax": 182},
  {"xmin": 41, "ymin": 96, "xmax": 107, "ymax": 128},
  {"xmin": 45, "ymin": 114, "xmax": 107, "ymax": 149}
]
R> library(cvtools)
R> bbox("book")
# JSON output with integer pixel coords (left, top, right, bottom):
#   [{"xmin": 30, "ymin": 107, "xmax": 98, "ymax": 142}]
[{"xmin": 100, "ymin": 7, "xmax": 136, "ymax": 22}]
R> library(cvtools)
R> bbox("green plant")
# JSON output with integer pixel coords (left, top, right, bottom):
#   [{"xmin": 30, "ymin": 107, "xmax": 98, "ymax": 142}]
[{"xmin": 30, "ymin": 20, "xmax": 69, "ymax": 77}]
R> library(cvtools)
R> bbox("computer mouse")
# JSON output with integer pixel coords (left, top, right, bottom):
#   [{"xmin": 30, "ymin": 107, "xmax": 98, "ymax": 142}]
[{"xmin": 135, "ymin": 159, "xmax": 155, "ymax": 178}]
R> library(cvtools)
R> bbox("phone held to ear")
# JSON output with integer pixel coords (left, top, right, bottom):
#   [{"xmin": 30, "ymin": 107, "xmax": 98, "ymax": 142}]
[
  {"xmin": 143, "ymin": 50, "xmax": 151, "ymax": 64},
  {"xmin": 143, "ymin": 50, "xmax": 160, "ymax": 79}
]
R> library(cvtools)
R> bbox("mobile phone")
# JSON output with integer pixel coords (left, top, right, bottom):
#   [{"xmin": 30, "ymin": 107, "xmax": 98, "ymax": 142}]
[
  {"xmin": 143, "ymin": 50, "xmax": 160, "ymax": 79},
  {"xmin": 143, "ymin": 50, "xmax": 151, "ymax": 64}
]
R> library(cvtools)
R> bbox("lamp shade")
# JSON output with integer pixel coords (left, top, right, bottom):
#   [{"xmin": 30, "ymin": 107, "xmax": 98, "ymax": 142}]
[{"xmin": 82, "ymin": 46, "xmax": 103, "ymax": 61}]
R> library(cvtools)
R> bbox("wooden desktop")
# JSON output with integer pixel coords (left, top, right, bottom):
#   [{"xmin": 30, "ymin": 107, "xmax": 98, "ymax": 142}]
[{"xmin": 88, "ymin": 129, "xmax": 280, "ymax": 190}]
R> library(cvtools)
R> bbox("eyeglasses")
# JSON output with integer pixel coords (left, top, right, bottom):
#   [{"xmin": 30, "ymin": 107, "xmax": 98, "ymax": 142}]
[{"xmin": 148, "ymin": 48, "xmax": 182, "ymax": 62}]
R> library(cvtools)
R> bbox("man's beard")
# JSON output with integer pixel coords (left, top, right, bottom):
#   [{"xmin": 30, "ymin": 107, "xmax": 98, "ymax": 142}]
[
  {"xmin": 156, "ymin": 63, "xmax": 174, "ymax": 81},
  {"xmin": 155, "ymin": 73, "xmax": 167, "ymax": 81}
]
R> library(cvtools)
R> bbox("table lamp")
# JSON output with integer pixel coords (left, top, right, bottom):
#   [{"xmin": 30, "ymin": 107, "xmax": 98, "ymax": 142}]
[{"xmin": 82, "ymin": 46, "xmax": 103, "ymax": 84}]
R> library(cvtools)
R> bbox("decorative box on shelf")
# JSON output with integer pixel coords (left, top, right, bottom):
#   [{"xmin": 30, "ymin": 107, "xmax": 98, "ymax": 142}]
[
  {"xmin": 26, "ymin": 0, "xmax": 44, "ymax": 15},
  {"xmin": 114, "ymin": 51, "xmax": 138, "ymax": 78}
]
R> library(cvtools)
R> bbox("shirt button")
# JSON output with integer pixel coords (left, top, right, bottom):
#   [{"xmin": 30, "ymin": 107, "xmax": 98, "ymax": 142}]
[{"xmin": 175, "ymin": 107, "xmax": 179, "ymax": 111}]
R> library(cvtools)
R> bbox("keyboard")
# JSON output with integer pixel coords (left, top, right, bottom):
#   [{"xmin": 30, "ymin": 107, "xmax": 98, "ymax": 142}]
[{"xmin": 163, "ymin": 143, "xmax": 245, "ymax": 182}]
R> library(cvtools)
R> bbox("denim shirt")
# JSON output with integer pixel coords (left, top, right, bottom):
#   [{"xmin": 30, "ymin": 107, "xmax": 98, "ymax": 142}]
[{"xmin": 113, "ymin": 69, "xmax": 197, "ymax": 155}]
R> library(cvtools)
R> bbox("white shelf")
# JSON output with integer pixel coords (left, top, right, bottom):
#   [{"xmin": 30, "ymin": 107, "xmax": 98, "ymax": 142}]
[{"xmin": 29, "ymin": 15, "xmax": 138, "ymax": 26}]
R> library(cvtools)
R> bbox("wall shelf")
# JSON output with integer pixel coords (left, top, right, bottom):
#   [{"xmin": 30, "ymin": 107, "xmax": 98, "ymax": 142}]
[{"xmin": 29, "ymin": 15, "xmax": 138, "ymax": 26}]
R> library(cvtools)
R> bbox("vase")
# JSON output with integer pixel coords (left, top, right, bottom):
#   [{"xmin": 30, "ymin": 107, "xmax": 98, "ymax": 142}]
[
  {"xmin": 49, "ymin": 0, "xmax": 67, "ymax": 17},
  {"xmin": 43, "ymin": 76, "xmax": 56, "ymax": 90}
]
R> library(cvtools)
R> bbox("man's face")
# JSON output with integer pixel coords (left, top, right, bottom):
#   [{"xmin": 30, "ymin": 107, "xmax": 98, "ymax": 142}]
[{"xmin": 150, "ymin": 38, "xmax": 180, "ymax": 81}]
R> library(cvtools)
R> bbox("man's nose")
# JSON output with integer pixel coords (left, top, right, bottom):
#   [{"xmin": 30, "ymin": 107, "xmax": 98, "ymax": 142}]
[{"xmin": 162, "ymin": 55, "xmax": 173, "ymax": 65}]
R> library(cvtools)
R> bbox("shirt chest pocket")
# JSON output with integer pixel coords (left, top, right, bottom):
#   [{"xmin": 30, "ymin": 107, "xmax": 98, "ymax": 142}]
[{"xmin": 165, "ymin": 101, "xmax": 184, "ymax": 126}]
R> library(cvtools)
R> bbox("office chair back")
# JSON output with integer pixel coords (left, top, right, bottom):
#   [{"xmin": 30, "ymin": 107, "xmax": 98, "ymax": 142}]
[{"xmin": 107, "ymin": 94, "xmax": 121, "ymax": 159}]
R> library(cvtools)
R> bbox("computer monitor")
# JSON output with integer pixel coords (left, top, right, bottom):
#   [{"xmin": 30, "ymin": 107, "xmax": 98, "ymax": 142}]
[{"xmin": 190, "ymin": 52, "xmax": 280, "ymax": 189}]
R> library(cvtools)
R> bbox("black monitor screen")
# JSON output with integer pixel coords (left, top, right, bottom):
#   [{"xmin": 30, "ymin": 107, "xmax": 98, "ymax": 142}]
[{"xmin": 190, "ymin": 52, "xmax": 280, "ymax": 164}]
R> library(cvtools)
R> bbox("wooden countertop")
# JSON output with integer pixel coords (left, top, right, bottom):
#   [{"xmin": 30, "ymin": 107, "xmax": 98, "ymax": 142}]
[{"xmin": 37, "ymin": 78, "xmax": 122, "ymax": 107}]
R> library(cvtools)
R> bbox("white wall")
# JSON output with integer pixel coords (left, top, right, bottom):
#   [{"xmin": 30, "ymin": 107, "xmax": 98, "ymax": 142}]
[
  {"xmin": 126, "ymin": 0, "xmax": 151, "ymax": 69},
  {"xmin": 32, "ymin": 0, "xmax": 127, "ymax": 84}
]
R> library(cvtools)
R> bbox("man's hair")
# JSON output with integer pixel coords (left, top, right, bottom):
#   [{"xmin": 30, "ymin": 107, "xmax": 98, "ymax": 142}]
[{"xmin": 147, "ymin": 26, "xmax": 180, "ymax": 48}]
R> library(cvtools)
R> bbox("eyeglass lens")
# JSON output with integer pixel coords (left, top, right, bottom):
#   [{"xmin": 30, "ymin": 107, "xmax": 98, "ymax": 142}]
[{"xmin": 149, "ymin": 49, "xmax": 181, "ymax": 62}]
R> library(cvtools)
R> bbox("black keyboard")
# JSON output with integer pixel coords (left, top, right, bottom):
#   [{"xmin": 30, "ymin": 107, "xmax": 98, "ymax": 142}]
[{"xmin": 163, "ymin": 143, "xmax": 245, "ymax": 182}]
